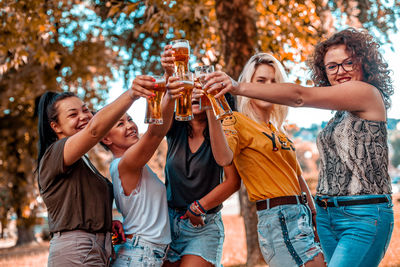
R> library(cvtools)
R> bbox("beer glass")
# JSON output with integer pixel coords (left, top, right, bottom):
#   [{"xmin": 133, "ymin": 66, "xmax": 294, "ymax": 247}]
[
  {"xmin": 194, "ymin": 77, "xmax": 211, "ymax": 112},
  {"xmin": 175, "ymin": 72, "xmax": 194, "ymax": 121},
  {"xmin": 194, "ymin": 65, "xmax": 233, "ymax": 120},
  {"xmin": 144, "ymin": 75, "xmax": 166, "ymax": 124},
  {"xmin": 170, "ymin": 39, "xmax": 190, "ymax": 76}
]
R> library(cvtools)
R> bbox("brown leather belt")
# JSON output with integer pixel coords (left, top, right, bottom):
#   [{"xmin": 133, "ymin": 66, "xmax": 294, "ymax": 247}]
[
  {"xmin": 125, "ymin": 233, "xmax": 134, "ymax": 239},
  {"xmin": 256, "ymin": 195, "xmax": 307, "ymax": 211}
]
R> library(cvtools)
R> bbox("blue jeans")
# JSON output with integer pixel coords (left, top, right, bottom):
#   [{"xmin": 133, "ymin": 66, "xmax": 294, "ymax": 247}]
[
  {"xmin": 257, "ymin": 203, "xmax": 322, "ymax": 267},
  {"xmin": 315, "ymin": 194, "xmax": 394, "ymax": 267},
  {"xmin": 166, "ymin": 208, "xmax": 225, "ymax": 266},
  {"xmin": 112, "ymin": 235, "xmax": 168, "ymax": 267}
]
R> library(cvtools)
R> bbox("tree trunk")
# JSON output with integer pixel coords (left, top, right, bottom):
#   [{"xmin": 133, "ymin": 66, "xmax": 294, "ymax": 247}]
[
  {"xmin": 214, "ymin": 1, "xmax": 265, "ymax": 265},
  {"xmin": 15, "ymin": 206, "xmax": 36, "ymax": 246},
  {"xmin": 16, "ymin": 221, "xmax": 36, "ymax": 246},
  {"xmin": 214, "ymin": 0, "xmax": 258, "ymax": 79},
  {"xmin": 238, "ymin": 187, "xmax": 265, "ymax": 266},
  {"xmin": 0, "ymin": 221, "xmax": 4, "ymax": 239}
]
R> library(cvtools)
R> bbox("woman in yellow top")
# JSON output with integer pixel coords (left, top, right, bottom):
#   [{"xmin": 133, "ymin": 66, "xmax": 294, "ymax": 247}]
[{"xmin": 219, "ymin": 53, "xmax": 325, "ymax": 267}]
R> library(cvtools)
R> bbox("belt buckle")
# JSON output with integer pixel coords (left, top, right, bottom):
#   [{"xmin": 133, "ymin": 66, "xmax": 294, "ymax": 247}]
[
  {"xmin": 301, "ymin": 192, "xmax": 308, "ymax": 204},
  {"xmin": 321, "ymin": 199, "xmax": 328, "ymax": 209}
]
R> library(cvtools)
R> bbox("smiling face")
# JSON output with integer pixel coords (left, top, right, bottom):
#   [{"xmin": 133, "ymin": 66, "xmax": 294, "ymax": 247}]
[
  {"xmin": 102, "ymin": 114, "xmax": 139, "ymax": 153},
  {"xmin": 324, "ymin": 44, "xmax": 364, "ymax": 86},
  {"xmin": 50, "ymin": 96, "xmax": 93, "ymax": 139},
  {"xmin": 249, "ymin": 64, "xmax": 276, "ymax": 112}
]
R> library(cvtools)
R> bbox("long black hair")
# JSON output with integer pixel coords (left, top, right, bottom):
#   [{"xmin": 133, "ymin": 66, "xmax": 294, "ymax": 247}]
[{"xmin": 37, "ymin": 91, "xmax": 76, "ymax": 169}]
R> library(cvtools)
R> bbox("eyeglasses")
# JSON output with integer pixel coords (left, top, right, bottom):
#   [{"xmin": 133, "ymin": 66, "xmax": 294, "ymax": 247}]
[{"xmin": 324, "ymin": 58, "xmax": 355, "ymax": 75}]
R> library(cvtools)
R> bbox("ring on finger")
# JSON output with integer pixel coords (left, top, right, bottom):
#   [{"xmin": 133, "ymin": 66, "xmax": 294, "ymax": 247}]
[{"xmin": 221, "ymin": 82, "xmax": 225, "ymax": 88}]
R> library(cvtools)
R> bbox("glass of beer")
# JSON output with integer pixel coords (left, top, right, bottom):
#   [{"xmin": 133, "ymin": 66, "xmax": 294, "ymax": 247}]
[
  {"xmin": 175, "ymin": 72, "xmax": 194, "ymax": 121},
  {"xmin": 170, "ymin": 39, "xmax": 190, "ymax": 75},
  {"xmin": 144, "ymin": 75, "xmax": 166, "ymax": 124},
  {"xmin": 194, "ymin": 65, "xmax": 233, "ymax": 120}
]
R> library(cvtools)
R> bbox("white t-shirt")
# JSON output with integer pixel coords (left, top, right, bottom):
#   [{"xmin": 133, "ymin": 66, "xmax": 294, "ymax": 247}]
[{"xmin": 110, "ymin": 158, "xmax": 171, "ymax": 245}]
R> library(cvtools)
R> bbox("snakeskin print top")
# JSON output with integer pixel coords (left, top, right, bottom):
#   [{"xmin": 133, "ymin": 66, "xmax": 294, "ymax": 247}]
[{"xmin": 316, "ymin": 111, "xmax": 392, "ymax": 196}]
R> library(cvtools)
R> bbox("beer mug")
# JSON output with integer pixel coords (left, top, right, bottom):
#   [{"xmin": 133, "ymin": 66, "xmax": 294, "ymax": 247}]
[
  {"xmin": 194, "ymin": 65, "xmax": 233, "ymax": 120},
  {"xmin": 144, "ymin": 75, "xmax": 166, "ymax": 124},
  {"xmin": 170, "ymin": 39, "xmax": 190, "ymax": 75},
  {"xmin": 175, "ymin": 72, "xmax": 194, "ymax": 121}
]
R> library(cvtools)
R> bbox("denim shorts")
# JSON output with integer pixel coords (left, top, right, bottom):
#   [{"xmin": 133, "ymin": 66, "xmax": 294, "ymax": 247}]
[
  {"xmin": 166, "ymin": 208, "xmax": 225, "ymax": 266},
  {"xmin": 315, "ymin": 194, "xmax": 394, "ymax": 267},
  {"xmin": 112, "ymin": 235, "xmax": 168, "ymax": 267},
  {"xmin": 257, "ymin": 204, "xmax": 322, "ymax": 267}
]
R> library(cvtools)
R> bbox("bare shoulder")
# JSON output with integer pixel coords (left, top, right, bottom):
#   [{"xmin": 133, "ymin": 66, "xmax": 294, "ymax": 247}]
[{"xmin": 345, "ymin": 81, "xmax": 386, "ymax": 121}]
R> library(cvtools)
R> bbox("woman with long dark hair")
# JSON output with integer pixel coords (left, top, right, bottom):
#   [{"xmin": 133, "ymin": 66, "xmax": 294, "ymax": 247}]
[{"xmin": 158, "ymin": 46, "xmax": 241, "ymax": 267}]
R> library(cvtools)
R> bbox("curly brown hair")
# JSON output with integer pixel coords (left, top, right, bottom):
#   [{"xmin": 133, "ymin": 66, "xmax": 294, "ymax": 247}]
[{"xmin": 308, "ymin": 28, "xmax": 393, "ymax": 109}]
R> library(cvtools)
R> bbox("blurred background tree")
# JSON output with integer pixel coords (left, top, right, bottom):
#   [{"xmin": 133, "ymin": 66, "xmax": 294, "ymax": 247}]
[
  {"xmin": 0, "ymin": 2, "xmax": 399, "ymax": 262},
  {"xmin": 0, "ymin": 0, "xmax": 118, "ymax": 245},
  {"xmin": 391, "ymin": 134, "xmax": 400, "ymax": 169}
]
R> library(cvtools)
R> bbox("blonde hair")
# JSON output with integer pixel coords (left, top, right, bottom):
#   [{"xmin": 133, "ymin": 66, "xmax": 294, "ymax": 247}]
[{"xmin": 237, "ymin": 53, "xmax": 289, "ymax": 131}]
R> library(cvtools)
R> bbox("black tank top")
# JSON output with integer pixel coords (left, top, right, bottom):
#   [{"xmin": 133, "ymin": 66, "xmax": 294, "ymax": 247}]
[{"xmin": 165, "ymin": 120, "xmax": 223, "ymax": 213}]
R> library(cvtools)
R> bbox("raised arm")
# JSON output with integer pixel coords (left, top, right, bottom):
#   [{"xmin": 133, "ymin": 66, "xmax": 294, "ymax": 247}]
[
  {"xmin": 204, "ymin": 72, "xmax": 385, "ymax": 121},
  {"xmin": 119, "ymin": 79, "xmax": 182, "ymax": 172},
  {"xmin": 190, "ymin": 86, "xmax": 233, "ymax": 166},
  {"xmin": 206, "ymin": 109, "xmax": 233, "ymax": 166},
  {"xmin": 63, "ymin": 75, "xmax": 156, "ymax": 166},
  {"xmin": 116, "ymin": 77, "xmax": 183, "ymax": 195}
]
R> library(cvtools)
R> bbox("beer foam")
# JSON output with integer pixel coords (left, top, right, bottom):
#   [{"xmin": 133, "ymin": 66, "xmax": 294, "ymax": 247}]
[
  {"xmin": 180, "ymin": 80, "xmax": 194, "ymax": 85},
  {"xmin": 155, "ymin": 77, "xmax": 165, "ymax": 83},
  {"xmin": 172, "ymin": 42, "xmax": 189, "ymax": 49}
]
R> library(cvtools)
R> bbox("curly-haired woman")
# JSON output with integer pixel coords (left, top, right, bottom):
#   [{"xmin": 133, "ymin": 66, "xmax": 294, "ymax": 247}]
[{"xmin": 205, "ymin": 28, "xmax": 394, "ymax": 267}]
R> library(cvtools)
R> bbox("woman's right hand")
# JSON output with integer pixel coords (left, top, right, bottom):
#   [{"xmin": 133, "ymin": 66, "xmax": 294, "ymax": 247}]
[
  {"xmin": 161, "ymin": 45, "xmax": 175, "ymax": 77},
  {"xmin": 130, "ymin": 75, "xmax": 158, "ymax": 100},
  {"xmin": 166, "ymin": 76, "xmax": 184, "ymax": 99}
]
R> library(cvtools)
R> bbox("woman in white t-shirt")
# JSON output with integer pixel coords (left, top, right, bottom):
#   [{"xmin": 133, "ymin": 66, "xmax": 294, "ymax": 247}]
[{"xmin": 101, "ymin": 76, "xmax": 182, "ymax": 267}]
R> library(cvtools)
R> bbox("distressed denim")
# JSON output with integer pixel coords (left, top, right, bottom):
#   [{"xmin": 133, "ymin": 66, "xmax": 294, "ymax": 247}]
[
  {"xmin": 257, "ymin": 204, "xmax": 322, "ymax": 267},
  {"xmin": 166, "ymin": 208, "xmax": 224, "ymax": 266},
  {"xmin": 112, "ymin": 235, "xmax": 168, "ymax": 267}
]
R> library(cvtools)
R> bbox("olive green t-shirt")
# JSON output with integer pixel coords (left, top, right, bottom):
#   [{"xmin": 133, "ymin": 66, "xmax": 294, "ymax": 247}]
[{"xmin": 38, "ymin": 138, "xmax": 113, "ymax": 234}]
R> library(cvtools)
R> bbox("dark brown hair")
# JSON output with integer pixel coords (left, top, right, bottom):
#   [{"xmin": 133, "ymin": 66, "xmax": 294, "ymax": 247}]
[
  {"xmin": 37, "ymin": 91, "xmax": 76, "ymax": 168},
  {"xmin": 308, "ymin": 28, "xmax": 393, "ymax": 109}
]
